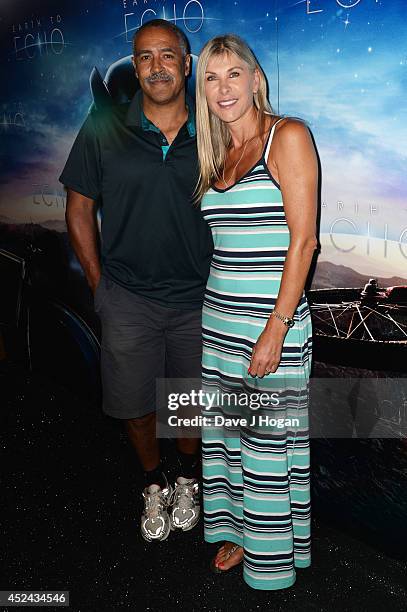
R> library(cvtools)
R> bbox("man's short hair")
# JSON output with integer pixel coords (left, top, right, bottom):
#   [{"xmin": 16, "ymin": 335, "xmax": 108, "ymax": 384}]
[{"xmin": 132, "ymin": 19, "xmax": 190, "ymax": 58}]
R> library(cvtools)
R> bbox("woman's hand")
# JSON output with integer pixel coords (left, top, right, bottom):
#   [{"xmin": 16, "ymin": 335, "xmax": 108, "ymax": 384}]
[{"xmin": 248, "ymin": 319, "xmax": 287, "ymax": 378}]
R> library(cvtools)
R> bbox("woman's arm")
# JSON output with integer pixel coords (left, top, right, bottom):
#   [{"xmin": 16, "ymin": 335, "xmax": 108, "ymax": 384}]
[{"xmin": 249, "ymin": 119, "xmax": 318, "ymax": 378}]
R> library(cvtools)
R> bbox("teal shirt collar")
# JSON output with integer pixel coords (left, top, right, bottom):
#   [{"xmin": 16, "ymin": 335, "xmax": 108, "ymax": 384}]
[
  {"xmin": 125, "ymin": 88, "xmax": 196, "ymax": 137},
  {"xmin": 141, "ymin": 103, "xmax": 196, "ymax": 137}
]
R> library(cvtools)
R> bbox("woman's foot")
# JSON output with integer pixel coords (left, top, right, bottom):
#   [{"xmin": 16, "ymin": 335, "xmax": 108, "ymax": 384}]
[{"xmin": 211, "ymin": 542, "xmax": 244, "ymax": 573}]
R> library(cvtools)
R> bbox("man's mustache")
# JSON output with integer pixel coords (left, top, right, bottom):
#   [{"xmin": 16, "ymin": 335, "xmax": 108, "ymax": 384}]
[{"xmin": 145, "ymin": 71, "xmax": 174, "ymax": 83}]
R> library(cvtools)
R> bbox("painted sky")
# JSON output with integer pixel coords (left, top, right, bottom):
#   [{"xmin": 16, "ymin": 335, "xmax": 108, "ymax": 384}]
[{"xmin": 0, "ymin": 0, "xmax": 406, "ymax": 278}]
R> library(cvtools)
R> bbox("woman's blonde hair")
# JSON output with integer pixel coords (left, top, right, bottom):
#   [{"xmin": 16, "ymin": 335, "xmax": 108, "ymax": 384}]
[{"xmin": 195, "ymin": 34, "xmax": 273, "ymax": 200}]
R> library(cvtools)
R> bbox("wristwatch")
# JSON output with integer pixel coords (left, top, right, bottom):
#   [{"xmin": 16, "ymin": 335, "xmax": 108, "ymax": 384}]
[{"xmin": 271, "ymin": 309, "xmax": 295, "ymax": 328}]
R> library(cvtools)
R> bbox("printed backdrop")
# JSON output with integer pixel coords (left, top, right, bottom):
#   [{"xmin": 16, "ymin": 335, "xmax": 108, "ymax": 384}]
[{"xmin": 1, "ymin": 0, "xmax": 406, "ymax": 292}]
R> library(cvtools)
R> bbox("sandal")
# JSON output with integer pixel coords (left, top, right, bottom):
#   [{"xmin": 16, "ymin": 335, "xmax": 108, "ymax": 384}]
[{"xmin": 210, "ymin": 543, "xmax": 243, "ymax": 574}]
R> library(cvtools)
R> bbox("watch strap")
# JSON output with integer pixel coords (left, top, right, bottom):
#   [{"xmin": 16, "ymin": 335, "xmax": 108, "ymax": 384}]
[{"xmin": 271, "ymin": 309, "xmax": 295, "ymax": 328}]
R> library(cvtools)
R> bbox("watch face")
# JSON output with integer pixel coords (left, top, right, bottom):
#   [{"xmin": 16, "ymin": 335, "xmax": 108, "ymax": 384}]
[{"xmin": 286, "ymin": 318, "xmax": 295, "ymax": 328}]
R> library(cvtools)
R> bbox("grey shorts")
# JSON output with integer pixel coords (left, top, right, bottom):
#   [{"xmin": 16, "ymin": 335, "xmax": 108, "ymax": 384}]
[{"xmin": 94, "ymin": 274, "xmax": 202, "ymax": 419}]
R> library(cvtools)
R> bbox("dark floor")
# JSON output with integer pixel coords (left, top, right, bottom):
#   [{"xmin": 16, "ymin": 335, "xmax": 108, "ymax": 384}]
[{"xmin": 1, "ymin": 361, "xmax": 406, "ymax": 612}]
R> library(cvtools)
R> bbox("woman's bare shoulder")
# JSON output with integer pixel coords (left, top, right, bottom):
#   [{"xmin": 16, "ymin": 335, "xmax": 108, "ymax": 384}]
[
  {"xmin": 273, "ymin": 117, "xmax": 310, "ymax": 144},
  {"xmin": 266, "ymin": 116, "xmax": 316, "ymax": 175}
]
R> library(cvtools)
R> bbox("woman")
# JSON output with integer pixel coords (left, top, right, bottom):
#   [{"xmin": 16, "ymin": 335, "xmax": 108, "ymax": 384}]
[{"xmin": 195, "ymin": 34, "xmax": 318, "ymax": 591}]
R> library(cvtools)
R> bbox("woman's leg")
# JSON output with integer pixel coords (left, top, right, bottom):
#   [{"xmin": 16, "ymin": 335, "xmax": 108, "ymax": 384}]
[
  {"xmin": 202, "ymin": 430, "xmax": 244, "ymax": 549},
  {"xmin": 240, "ymin": 378, "xmax": 311, "ymax": 590},
  {"xmin": 241, "ymin": 430, "xmax": 297, "ymax": 591}
]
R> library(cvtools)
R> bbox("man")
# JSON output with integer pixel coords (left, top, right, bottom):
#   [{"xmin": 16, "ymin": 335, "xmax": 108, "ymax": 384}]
[{"xmin": 59, "ymin": 20, "xmax": 213, "ymax": 542}]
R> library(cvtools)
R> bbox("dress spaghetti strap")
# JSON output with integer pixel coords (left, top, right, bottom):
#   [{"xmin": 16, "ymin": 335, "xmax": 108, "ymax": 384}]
[{"xmin": 264, "ymin": 117, "xmax": 286, "ymax": 162}]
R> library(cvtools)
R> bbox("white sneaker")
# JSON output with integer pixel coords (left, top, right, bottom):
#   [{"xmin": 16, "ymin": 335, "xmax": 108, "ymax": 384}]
[
  {"xmin": 169, "ymin": 477, "xmax": 200, "ymax": 532},
  {"xmin": 141, "ymin": 475, "xmax": 173, "ymax": 542}
]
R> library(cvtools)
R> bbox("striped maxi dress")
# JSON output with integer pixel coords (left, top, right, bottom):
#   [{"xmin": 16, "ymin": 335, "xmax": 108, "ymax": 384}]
[{"xmin": 200, "ymin": 119, "xmax": 312, "ymax": 591}]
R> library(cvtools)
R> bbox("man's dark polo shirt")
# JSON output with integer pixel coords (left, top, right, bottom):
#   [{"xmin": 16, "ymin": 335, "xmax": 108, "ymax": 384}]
[{"xmin": 59, "ymin": 90, "xmax": 213, "ymax": 309}]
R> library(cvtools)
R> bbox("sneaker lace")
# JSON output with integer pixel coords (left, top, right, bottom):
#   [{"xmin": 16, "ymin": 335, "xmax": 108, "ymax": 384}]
[
  {"xmin": 170, "ymin": 483, "xmax": 194, "ymax": 512},
  {"xmin": 144, "ymin": 489, "xmax": 167, "ymax": 521}
]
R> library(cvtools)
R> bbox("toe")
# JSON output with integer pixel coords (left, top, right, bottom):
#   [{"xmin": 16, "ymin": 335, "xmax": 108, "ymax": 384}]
[
  {"xmin": 214, "ymin": 545, "xmax": 226, "ymax": 563},
  {"xmin": 215, "ymin": 551, "xmax": 226, "ymax": 564},
  {"xmin": 218, "ymin": 546, "xmax": 244, "ymax": 570}
]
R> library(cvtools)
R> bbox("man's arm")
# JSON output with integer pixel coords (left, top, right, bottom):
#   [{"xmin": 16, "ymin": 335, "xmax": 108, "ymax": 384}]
[{"xmin": 65, "ymin": 188, "xmax": 101, "ymax": 294}]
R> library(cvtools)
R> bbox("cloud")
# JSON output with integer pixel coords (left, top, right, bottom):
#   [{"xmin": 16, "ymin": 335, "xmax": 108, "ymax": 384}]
[
  {"xmin": 0, "ymin": 42, "xmax": 112, "ymax": 207},
  {"xmin": 264, "ymin": 41, "xmax": 407, "ymax": 239}
]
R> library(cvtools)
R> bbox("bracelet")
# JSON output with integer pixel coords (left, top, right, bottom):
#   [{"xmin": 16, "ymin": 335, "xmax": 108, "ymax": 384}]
[{"xmin": 271, "ymin": 309, "xmax": 295, "ymax": 328}]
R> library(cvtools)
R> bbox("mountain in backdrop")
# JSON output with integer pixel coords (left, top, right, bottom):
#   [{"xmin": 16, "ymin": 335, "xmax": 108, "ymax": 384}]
[
  {"xmin": 1, "ymin": 217, "xmax": 406, "ymax": 290},
  {"xmin": 38, "ymin": 220, "xmax": 67, "ymax": 232},
  {"xmin": 0, "ymin": 216, "xmax": 66, "ymax": 233},
  {"xmin": 312, "ymin": 261, "xmax": 407, "ymax": 290}
]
